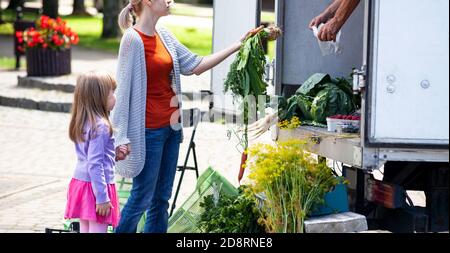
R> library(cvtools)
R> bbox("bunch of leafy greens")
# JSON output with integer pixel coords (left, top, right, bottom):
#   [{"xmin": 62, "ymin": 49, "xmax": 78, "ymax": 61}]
[
  {"xmin": 224, "ymin": 27, "xmax": 281, "ymax": 150},
  {"xmin": 198, "ymin": 185, "xmax": 265, "ymax": 233},
  {"xmin": 279, "ymin": 73, "xmax": 361, "ymax": 125},
  {"xmin": 224, "ymin": 32, "xmax": 267, "ymax": 101}
]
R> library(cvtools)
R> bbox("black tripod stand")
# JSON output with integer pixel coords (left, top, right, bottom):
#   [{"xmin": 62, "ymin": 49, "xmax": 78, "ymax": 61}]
[{"xmin": 169, "ymin": 108, "xmax": 201, "ymax": 217}]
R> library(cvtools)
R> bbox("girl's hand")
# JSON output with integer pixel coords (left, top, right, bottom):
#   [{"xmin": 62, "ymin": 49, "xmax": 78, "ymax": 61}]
[
  {"xmin": 115, "ymin": 144, "xmax": 131, "ymax": 161},
  {"xmin": 115, "ymin": 148, "xmax": 125, "ymax": 161},
  {"xmin": 119, "ymin": 144, "xmax": 131, "ymax": 156},
  {"xmin": 96, "ymin": 202, "xmax": 113, "ymax": 216}
]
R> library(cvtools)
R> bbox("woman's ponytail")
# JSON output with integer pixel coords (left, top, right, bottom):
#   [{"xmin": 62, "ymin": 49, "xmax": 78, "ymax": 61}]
[
  {"xmin": 118, "ymin": 1, "xmax": 143, "ymax": 31},
  {"xmin": 118, "ymin": 4, "xmax": 133, "ymax": 31}
]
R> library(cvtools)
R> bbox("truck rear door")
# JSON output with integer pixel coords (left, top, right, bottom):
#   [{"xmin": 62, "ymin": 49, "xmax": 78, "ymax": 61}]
[{"xmin": 365, "ymin": 0, "xmax": 449, "ymax": 148}]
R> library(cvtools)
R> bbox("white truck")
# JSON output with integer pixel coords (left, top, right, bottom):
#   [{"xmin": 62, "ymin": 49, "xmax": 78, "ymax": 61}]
[{"xmin": 211, "ymin": 0, "xmax": 449, "ymax": 232}]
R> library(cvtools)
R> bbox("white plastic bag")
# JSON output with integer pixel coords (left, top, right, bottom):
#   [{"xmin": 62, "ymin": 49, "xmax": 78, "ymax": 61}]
[{"xmin": 312, "ymin": 24, "xmax": 342, "ymax": 56}]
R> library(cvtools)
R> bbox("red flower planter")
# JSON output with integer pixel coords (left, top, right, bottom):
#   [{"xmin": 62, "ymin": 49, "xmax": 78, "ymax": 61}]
[{"xmin": 26, "ymin": 47, "xmax": 71, "ymax": 77}]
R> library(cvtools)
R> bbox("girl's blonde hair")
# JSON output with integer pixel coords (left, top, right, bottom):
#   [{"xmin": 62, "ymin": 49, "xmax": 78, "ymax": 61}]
[
  {"xmin": 118, "ymin": 0, "xmax": 144, "ymax": 31},
  {"xmin": 69, "ymin": 72, "xmax": 117, "ymax": 143}
]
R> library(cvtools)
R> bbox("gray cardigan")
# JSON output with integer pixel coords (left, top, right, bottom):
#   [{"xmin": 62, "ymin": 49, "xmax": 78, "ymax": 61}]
[{"xmin": 111, "ymin": 27, "xmax": 203, "ymax": 178}]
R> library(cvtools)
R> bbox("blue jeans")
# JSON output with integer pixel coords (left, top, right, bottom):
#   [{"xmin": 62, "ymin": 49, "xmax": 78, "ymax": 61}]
[{"xmin": 115, "ymin": 126, "xmax": 181, "ymax": 233}]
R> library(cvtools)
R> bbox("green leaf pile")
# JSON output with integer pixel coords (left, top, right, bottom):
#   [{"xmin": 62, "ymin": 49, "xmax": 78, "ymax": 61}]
[
  {"xmin": 198, "ymin": 186, "xmax": 265, "ymax": 233},
  {"xmin": 279, "ymin": 73, "xmax": 361, "ymax": 125}
]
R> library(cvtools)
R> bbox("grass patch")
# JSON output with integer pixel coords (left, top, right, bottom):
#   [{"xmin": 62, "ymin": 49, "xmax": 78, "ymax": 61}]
[
  {"xmin": 64, "ymin": 15, "xmax": 103, "ymax": 37},
  {"xmin": 170, "ymin": 6, "xmax": 201, "ymax": 17},
  {"xmin": 0, "ymin": 9, "xmax": 36, "ymax": 35},
  {"xmin": 267, "ymin": 41, "xmax": 275, "ymax": 61},
  {"xmin": 0, "ymin": 57, "xmax": 25, "ymax": 70},
  {"xmin": 65, "ymin": 15, "xmax": 212, "ymax": 55},
  {"xmin": 215, "ymin": 117, "xmax": 226, "ymax": 125},
  {"xmin": 1, "ymin": 9, "xmax": 38, "ymax": 22},
  {"xmin": 64, "ymin": 15, "xmax": 120, "ymax": 53},
  {"xmin": 0, "ymin": 23, "xmax": 14, "ymax": 35},
  {"xmin": 261, "ymin": 12, "xmax": 276, "ymax": 23},
  {"xmin": 165, "ymin": 25, "xmax": 212, "ymax": 56}
]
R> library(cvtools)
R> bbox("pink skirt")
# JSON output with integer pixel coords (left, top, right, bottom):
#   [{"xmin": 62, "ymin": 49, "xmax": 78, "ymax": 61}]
[{"xmin": 64, "ymin": 178, "xmax": 120, "ymax": 227}]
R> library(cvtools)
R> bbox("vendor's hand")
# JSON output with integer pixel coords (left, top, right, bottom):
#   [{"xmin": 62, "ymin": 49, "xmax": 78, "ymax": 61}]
[
  {"xmin": 309, "ymin": 13, "xmax": 331, "ymax": 29},
  {"xmin": 96, "ymin": 202, "xmax": 113, "ymax": 216},
  {"xmin": 317, "ymin": 18, "xmax": 343, "ymax": 42}
]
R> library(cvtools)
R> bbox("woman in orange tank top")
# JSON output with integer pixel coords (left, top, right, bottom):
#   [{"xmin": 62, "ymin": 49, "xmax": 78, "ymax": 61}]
[{"xmin": 113, "ymin": 0, "xmax": 259, "ymax": 233}]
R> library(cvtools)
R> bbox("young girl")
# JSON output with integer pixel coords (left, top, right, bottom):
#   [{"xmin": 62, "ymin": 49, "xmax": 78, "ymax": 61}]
[{"xmin": 65, "ymin": 72, "xmax": 121, "ymax": 233}]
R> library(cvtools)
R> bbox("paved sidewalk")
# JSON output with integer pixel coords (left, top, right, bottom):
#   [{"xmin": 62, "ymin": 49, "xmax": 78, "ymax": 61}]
[{"xmin": 0, "ymin": 107, "xmax": 74, "ymax": 232}]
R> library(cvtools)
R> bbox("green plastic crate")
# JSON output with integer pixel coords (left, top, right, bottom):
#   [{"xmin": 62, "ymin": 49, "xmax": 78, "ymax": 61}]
[{"xmin": 168, "ymin": 167, "xmax": 238, "ymax": 233}]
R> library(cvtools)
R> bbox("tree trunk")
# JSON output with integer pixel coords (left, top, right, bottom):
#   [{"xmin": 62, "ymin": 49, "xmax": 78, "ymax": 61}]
[
  {"xmin": 6, "ymin": 0, "xmax": 22, "ymax": 10},
  {"xmin": 42, "ymin": 0, "xmax": 58, "ymax": 18},
  {"xmin": 72, "ymin": 0, "xmax": 88, "ymax": 15},
  {"xmin": 0, "ymin": 0, "xmax": 3, "ymax": 24},
  {"xmin": 101, "ymin": 0, "xmax": 119, "ymax": 38}
]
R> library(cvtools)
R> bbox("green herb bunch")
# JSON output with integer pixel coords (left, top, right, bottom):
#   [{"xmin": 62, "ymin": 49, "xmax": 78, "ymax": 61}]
[
  {"xmin": 198, "ymin": 185, "xmax": 266, "ymax": 233},
  {"xmin": 247, "ymin": 139, "xmax": 339, "ymax": 233}
]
